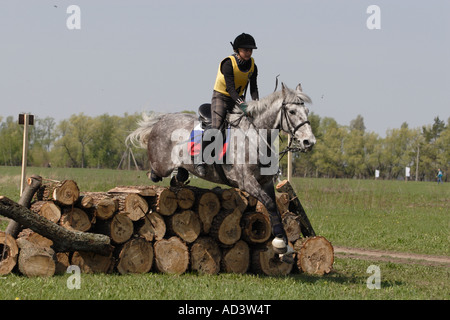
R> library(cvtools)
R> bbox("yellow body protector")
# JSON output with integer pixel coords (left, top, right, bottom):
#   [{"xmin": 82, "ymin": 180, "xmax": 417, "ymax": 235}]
[{"xmin": 213, "ymin": 56, "xmax": 255, "ymax": 97}]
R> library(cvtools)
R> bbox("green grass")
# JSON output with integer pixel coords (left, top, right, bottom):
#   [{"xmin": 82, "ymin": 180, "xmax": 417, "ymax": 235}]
[{"xmin": 0, "ymin": 166, "xmax": 449, "ymax": 300}]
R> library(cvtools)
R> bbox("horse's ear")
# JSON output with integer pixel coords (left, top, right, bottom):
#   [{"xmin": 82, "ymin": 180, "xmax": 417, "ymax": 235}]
[
  {"xmin": 296, "ymin": 83, "xmax": 303, "ymax": 92},
  {"xmin": 281, "ymin": 82, "xmax": 288, "ymax": 96}
]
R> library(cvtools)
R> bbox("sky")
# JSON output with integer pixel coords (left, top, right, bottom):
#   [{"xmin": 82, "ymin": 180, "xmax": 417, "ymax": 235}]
[{"xmin": 1, "ymin": 0, "xmax": 449, "ymax": 137}]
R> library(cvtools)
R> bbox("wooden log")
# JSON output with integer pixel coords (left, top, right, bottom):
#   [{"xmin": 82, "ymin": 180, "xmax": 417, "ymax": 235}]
[
  {"xmin": 17, "ymin": 228, "xmax": 53, "ymax": 248},
  {"xmin": 251, "ymin": 241, "xmax": 293, "ymax": 276},
  {"xmin": 168, "ymin": 210, "xmax": 201, "ymax": 243},
  {"xmin": 0, "ymin": 231, "xmax": 19, "ymax": 275},
  {"xmin": 60, "ymin": 207, "xmax": 92, "ymax": 232},
  {"xmin": 213, "ymin": 188, "xmax": 248, "ymax": 212},
  {"xmin": 116, "ymin": 237, "xmax": 153, "ymax": 274},
  {"xmin": 276, "ymin": 180, "xmax": 316, "ymax": 237},
  {"xmin": 95, "ymin": 213, "xmax": 134, "ymax": 244},
  {"xmin": 154, "ymin": 187, "xmax": 177, "ymax": 216},
  {"xmin": 94, "ymin": 197, "xmax": 118, "ymax": 220},
  {"xmin": 196, "ymin": 191, "xmax": 220, "ymax": 234},
  {"xmin": 295, "ymin": 236, "xmax": 334, "ymax": 275},
  {"xmin": 71, "ymin": 251, "xmax": 114, "ymax": 274},
  {"xmin": 282, "ymin": 212, "xmax": 302, "ymax": 243},
  {"xmin": 5, "ymin": 174, "xmax": 42, "ymax": 238},
  {"xmin": 16, "ymin": 238, "xmax": 55, "ymax": 277},
  {"xmin": 210, "ymin": 208, "xmax": 242, "ymax": 247},
  {"xmin": 0, "ymin": 196, "xmax": 113, "ymax": 256},
  {"xmin": 137, "ymin": 211, "xmax": 166, "ymax": 242},
  {"xmin": 108, "ymin": 185, "xmax": 157, "ymax": 197},
  {"xmin": 31, "ymin": 201, "xmax": 61, "ymax": 223},
  {"xmin": 52, "ymin": 180, "xmax": 80, "ymax": 206},
  {"xmin": 190, "ymin": 237, "xmax": 221, "ymax": 275},
  {"xmin": 153, "ymin": 236, "xmax": 189, "ymax": 274},
  {"xmin": 276, "ymin": 193, "xmax": 290, "ymax": 214},
  {"xmin": 241, "ymin": 212, "xmax": 271, "ymax": 245},
  {"xmin": 123, "ymin": 193, "xmax": 148, "ymax": 221},
  {"xmin": 55, "ymin": 252, "xmax": 70, "ymax": 275},
  {"xmin": 221, "ymin": 240, "xmax": 250, "ymax": 274},
  {"xmin": 175, "ymin": 187, "xmax": 195, "ymax": 210}
]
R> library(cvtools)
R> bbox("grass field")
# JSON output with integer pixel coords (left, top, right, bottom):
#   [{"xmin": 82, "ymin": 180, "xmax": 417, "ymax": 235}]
[{"xmin": 0, "ymin": 166, "xmax": 449, "ymax": 300}]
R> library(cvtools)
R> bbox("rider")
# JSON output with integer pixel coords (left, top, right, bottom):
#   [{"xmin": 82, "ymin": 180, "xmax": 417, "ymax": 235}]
[{"xmin": 195, "ymin": 33, "xmax": 259, "ymax": 177}]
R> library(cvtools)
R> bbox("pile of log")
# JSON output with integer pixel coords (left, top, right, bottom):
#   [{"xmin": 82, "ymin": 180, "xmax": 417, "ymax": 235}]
[{"xmin": 0, "ymin": 176, "xmax": 333, "ymax": 277}]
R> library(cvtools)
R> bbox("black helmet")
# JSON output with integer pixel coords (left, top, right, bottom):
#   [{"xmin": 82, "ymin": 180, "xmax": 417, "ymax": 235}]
[{"xmin": 231, "ymin": 33, "xmax": 257, "ymax": 50}]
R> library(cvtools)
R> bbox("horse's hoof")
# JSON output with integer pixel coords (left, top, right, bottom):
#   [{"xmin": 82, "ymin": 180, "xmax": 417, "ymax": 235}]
[
  {"xmin": 194, "ymin": 163, "xmax": 206, "ymax": 177},
  {"xmin": 272, "ymin": 237, "xmax": 287, "ymax": 254}
]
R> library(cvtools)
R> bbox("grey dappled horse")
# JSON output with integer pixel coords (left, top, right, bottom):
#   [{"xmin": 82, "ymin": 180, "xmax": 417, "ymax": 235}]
[{"xmin": 127, "ymin": 83, "xmax": 315, "ymax": 260}]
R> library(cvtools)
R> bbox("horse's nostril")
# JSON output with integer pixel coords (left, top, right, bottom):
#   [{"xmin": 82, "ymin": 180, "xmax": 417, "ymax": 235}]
[{"xmin": 303, "ymin": 139, "xmax": 311, "ymax": 146}]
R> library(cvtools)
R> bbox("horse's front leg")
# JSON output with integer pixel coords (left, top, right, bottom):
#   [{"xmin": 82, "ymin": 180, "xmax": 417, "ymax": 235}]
[{"xmin": 242, "ymin": 177, "xmax": 294, "ymax": 261}]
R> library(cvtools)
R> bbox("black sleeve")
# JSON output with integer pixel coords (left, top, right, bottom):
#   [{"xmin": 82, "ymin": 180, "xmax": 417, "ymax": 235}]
[
  {"xmin": 250, "ymin": 64, "xmax": 259, "ymax": 101},
  {"xmin": 221, "ymin": 58, "xmax": 243, "ymax": 103}
]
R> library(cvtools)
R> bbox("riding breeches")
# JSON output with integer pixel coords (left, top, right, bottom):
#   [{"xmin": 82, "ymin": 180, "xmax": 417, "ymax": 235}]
[{"xmin": 211, "ymin": 90, "xmax": 236, "ymax": 131}]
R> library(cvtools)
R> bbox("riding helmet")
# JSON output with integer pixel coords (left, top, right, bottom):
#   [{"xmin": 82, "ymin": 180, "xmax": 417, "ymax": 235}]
[{"xmin": 231, "ymin": 33, "xmax": 257, "ymax": 50}]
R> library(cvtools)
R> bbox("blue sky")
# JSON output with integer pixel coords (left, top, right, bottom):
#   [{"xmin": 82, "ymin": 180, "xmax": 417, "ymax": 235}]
[{"xmin": 1, "ymin": 0, "xmax": 448, "ymax": 136}]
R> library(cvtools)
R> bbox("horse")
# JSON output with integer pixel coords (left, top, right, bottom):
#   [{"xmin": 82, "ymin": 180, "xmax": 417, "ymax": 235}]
[{"xmin": 127, "ymin": 83, "xmax": 316, "ymax": 262}]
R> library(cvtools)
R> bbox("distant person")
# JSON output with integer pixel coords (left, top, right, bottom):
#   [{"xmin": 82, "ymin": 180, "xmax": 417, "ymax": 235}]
[{"xmin": 437, "ymin": 169, "xmax": 443, "ymax": 184}]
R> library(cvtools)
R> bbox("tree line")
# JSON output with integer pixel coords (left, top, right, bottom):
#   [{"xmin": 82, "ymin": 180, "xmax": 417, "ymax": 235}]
[{"xmin": 0, "ymin": 112, "xmax": 448, "ymax": 182}]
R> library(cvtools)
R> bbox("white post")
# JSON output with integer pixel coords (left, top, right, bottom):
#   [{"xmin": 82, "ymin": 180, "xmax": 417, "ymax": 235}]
[{"xmin": 20, "ymin": 114, "xmax": 30, "ymax": 196}]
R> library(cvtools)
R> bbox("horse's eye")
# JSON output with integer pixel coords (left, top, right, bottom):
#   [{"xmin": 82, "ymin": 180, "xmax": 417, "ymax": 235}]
[{"xmin": 289, "ymin": 110, "xmax": 295, "ymax": 115}]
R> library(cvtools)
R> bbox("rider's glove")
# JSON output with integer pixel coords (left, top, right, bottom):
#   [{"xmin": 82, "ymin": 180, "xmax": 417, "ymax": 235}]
[{"xmin": 238, "ymin": 102, "xmax": 249, "ymax": 115}]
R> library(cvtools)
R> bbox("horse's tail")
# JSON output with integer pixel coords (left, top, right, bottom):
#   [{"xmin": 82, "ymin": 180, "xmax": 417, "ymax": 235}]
[{"xmin": 126, "ymin": 112, "xmax": 164, "ymax": 149}]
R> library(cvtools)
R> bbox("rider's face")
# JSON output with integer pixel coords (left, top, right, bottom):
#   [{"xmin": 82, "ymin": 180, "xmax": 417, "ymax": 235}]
[{"xmin": 237, "ymin": 48, "xmax": 253, "ymax": 61}]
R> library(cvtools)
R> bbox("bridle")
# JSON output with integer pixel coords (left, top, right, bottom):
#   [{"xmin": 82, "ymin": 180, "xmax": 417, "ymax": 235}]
[{"xmin": 278, "ymin": 100, "xmax": 311, "ymax": 157}]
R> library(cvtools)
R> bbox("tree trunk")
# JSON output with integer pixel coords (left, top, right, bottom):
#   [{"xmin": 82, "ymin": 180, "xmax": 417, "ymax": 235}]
[
  {"xmin": 167, "ymin": 210, "xmax": 201, "ymax": 243},
  {"xmin": 153, "ymin": 236, "xmax": 189, "ymax": 274},
  {"xmin": 116, "ymin": 237, "xmax": 153, "ymax": 274},
  {"xmin": 16, "ymin": 239, "xmax": 55, "ymax": 277},
  {"xmin": 0, "ymin": 196, "xmax": 113, "ymax": 256},
  {"xmin": 295, "ymin": 236, "xmax": 334, "ymax": 275},
  {"xmin": 276, "ymin": 180, "xmax": 316, "ymax": 237},
  {"xmin": 5, "ymin": 174, "xmax": 42, "ymax": 238},
  {"xmin": 137, "ymin": 211, "xmax": 166, "ymax": 242},
  {"xmin": 210, "ymin": 208, "xmax": 242, "ymax": 247},
  {"xmin": 94, "ymin": 213, "xmax": 134, "ymax": 244},
  {"xmin": 190, "ymin": 236, "xmax": 221, "ymax": 275},
  {"xmin": 251, "ymin": 241, "xmax": 293, "ymax": 276},
  {"xmin": 71, "ymin": 251, "xmax": 114, "ymax": 274},
  {"xmin": 221, "ymin": 239, "xmax": 250, "ymax": 274},
  {"xmin": 0, "ymin": 231, "xmax": 19, "ymax": 275},
  {"xmin": 52, "ymin": 180, "xmax": 80, "ymax": 206},
  {"xmin": 241, "ymin": 212, "xmax": 271, "ymax": 245},
  {"xmin": 59, "ymin": 207, "xmax": 92, "ymax": 232}
]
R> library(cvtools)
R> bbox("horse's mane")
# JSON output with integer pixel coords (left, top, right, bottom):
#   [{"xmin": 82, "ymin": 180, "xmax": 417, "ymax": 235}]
[{"xmin": 229, "ymin": 87, "xmax": 312, "ymax": 123}]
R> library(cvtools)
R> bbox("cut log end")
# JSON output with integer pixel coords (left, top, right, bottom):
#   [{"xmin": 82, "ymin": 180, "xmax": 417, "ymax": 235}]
[{"xmin": 296, "ymin": 236, "xmax": 334, "ymax": 275}]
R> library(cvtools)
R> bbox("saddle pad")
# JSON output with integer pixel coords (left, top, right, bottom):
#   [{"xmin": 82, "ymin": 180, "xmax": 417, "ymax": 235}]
[{"xmin": 189, "ymin": 125, "xmax": 231, "ymax": 161}]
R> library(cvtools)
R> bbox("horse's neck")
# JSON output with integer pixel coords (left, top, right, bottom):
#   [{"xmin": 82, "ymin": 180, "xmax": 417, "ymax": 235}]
[{"xmin": 246, "ymin": 99, "xmax": 281, "ymax": 130}]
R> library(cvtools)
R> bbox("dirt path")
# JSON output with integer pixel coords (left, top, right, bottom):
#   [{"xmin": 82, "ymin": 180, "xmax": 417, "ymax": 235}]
[{"xmin": 334, "ymin": 246, "xmax": 450, "ymax": 267}]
